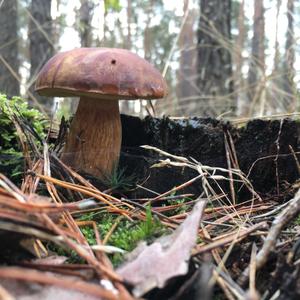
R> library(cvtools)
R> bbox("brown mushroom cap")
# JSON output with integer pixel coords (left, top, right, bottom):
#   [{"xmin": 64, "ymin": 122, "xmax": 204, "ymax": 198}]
[
  {"xmin": 35, "ymin": 47, "xmax": 168, "ymax": 100},
  {"xmin": 35, "ymin": 47, "xmax": 167, "ymax": 178}
]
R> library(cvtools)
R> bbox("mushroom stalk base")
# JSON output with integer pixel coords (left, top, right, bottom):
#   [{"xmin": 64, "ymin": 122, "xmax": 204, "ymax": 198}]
[{"xmin": 61, "ymin": 97, "xmax": 121, "ymax": 178}]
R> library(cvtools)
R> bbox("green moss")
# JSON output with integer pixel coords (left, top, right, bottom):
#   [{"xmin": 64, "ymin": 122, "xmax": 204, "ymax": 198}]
[
  {"xmin": 0, "ymin": 94, "xmax": 47, "ymax": 181},
  {"xmin": 79, "ymin": 206, "xmax": 168, "ymax": 266}
]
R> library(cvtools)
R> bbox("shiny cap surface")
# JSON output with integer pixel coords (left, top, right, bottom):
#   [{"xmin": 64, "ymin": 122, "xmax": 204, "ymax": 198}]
[{"xmin": 35, "ymin": 48, "xmax": 168, "ymax": 100}]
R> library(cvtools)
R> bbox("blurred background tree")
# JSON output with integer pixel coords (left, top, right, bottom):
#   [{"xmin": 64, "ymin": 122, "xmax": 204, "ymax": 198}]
[
  {"xmin": 196, "ymin": 0, "xmax": 234, "ymax": 117},
  {"xmin": 283, "ymin": 0, "xmax": 296, "ymax": 110},
  {"xmin": 0, "ymin": 0, "xmax": 19, "ymax": 97},
  {"xmin": 246, "ymin": 0, "xmax": 265, "ymax": 116},
  {"xmin": 0, "ymin": 0, "xmax": 299, "ymax": 120},
  {"xmin": 28, "ymin": 0, "xmax": 54, "ymax": 114}
]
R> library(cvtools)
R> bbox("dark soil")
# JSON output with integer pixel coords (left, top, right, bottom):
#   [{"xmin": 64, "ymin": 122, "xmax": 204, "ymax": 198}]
[
  {"xmin": 1, "ymin": 115, "xmax": 300, "ymax": 299},
  {"xmin": 118, "ymin": 115, "xmax": 300, "ymax": 298},
  {"xmin": 120, "ymin": 115, "xmax": 300, "ymax": 202}
]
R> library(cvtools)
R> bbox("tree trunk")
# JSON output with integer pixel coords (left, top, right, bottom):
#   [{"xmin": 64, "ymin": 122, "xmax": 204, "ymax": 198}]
[
  {"xmin": 283, "ymin": 0, "xmax": 295, "ymax": 111},
  {"xmin": 126, "ymin": 0, "xmax": 132, "ymax": 49},
  {"xmin": 28, "ymin": 0, "xmax": 54, "ymax": 114},
  {"xmin": 0, "ymin": 0, "xmax": 19, "ymax": 97},
  {"xmin": 176, "ymin": 0, "xmax": 198, "ymax": 116},
  {"xmin": 79, "ymin": 0, "xmax": 94, "ymax": 47},
  {"xmin": 120, "ymin": 0, "xmax": 132, "ymax": 115},
  {"xmin": 234, "ymin": 0, "xmax": 246, "ymax": 114},
  {"xmin": 272, "ymin": 0, "xmax": 281, "ymax": 74},
  {"xmin": 143, "ymin": 0, "xmax": 154, "ymax": 117},
  {"xmin": 268, "ymin": 0, "xmax": 282, "ymax": 114},
  {"xmin": 197, "ymin": 0, "xmax": 234, "ymax": 117},
  {"xmin": 67, "ymin": 0, "xmax": 95, "ymax": 114},
  {"xmin": 143, "ymin": 0, "xmax": 154, "ymax": 62},
  {"xmin": 247, "ymin": 0, "xmax": 265, "ymax": 114}
]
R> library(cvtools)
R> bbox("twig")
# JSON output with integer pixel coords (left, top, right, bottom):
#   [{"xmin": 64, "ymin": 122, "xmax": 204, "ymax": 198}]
[
  {"xmin": 289, "ymin": 145, "xmax": 300, "ymax": 175},
  {"xmin": 238, "ymin": 189, "xmax": 300, "ymax": 285},
  {"xmin": 213, "ymin": 271, "xmax": 236, "ymax": 300},
  {"xmin": 0, "ymin": 284, "xmax": 15, "ymax": 300},
  {"xmin": 150, "ymin": 174, "xmax": 202, "ymax": 203},
  {"xmin": 193, "ymin": 222, "xmax": 268, "ymax": 255},
  {"xmin": 213, "ymin": 267, "xmax": 246, "ymax": 300},
  {"xmin": 248, "ymin": 243, "xmax": 258, "ymax": 297},
  {"xmin": 224, "ymin": 132, "xmax": 236, "ymax": 205},
  {"xmin": 274, "ymin": 119, "xmax": 284, "ymax": 195},
  {"xmin": 0, "ymin": 267, "xmax": 119, "ymax": 300}
]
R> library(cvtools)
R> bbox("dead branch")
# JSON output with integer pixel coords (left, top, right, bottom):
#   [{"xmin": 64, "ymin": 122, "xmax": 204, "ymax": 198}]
[{"xmin": 238, "ymin": 188, "xmax": 300, "ymax": 285}]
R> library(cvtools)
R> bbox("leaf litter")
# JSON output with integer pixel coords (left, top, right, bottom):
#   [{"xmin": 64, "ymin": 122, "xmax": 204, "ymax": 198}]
[{"xmin": 0, "ymin": 104, "xmax": 299, "ymax": 299}]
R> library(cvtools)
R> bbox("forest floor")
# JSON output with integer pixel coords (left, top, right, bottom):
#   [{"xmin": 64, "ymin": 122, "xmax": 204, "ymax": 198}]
[{"xmin": 0, "ymin": 113, "xmax": 299, "ymax": 300}]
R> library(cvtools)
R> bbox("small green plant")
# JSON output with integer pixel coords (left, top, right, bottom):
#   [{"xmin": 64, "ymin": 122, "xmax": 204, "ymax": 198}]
[
  {"xmin": 79, "ymin": 206, "xmax": 167, "ymax": 266},
  {"xmin": 0, "ymin": 93, "xmax": 47, "ymax": 180},
  {"xmin": 167, "ymin": 198, "xmax": 188, "ymax": 215},
  {"xmin": 294, "ymin": 215, "xmax": 300, "ymax": 226},
  {"xmin": 100, "ymin": 166, "xmax": 137, "ymax": 192},
  {"xmin": 161, "ymin": 192, "xmax": 192, "ymax": 216}
]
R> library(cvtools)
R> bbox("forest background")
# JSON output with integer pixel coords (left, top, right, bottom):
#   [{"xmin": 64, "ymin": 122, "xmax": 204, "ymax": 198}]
[{"xmin": 0, "ymin": 0, "xmax": 299, "ymax": 120}]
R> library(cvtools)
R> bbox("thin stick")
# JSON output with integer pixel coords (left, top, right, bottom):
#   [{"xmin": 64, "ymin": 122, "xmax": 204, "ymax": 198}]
[
  {"xmin": 238, "ymin": 189, "xmax": 300, "ymax": 285},
  {"xmin": 193, "ymin": 222, "xmax": 268, "ymax": 255},
  {"xmin": 249, "ymin": 243, "xmax": 258, "ymax": 295},
  {"xmin": 0, "ymin": 284, "xmax": 15, "ymax": 300},
  {"xmin": 0, "ymin": 267, "xmax": 118, "ymax": 300}
]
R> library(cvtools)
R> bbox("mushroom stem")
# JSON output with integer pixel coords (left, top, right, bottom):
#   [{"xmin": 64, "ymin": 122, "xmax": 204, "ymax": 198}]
[{"xmin": 62, "ymin": 97, "xmax": 121, "ymax": 178}]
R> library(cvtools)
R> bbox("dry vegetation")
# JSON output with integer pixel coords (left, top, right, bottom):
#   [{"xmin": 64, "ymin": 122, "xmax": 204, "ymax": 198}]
[
  {"xmin": 0, "ymin": 1, "xmax": 300, "ymax": 299},
  {"xmin": 0, "ymin": 107, "xmax": 299, "ymax": 300}
]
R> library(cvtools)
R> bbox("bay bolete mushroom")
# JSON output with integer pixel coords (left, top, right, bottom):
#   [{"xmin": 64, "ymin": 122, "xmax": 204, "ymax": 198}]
[{"xmin": 35, "ymin": 48, "xmax": 167, "ymax": 177}]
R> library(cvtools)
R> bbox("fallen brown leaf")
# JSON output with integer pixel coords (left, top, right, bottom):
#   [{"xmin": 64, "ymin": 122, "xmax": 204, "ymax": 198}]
[{"xmin": 117, "ymin": 199, "xmax": 207, "ymax": 297}]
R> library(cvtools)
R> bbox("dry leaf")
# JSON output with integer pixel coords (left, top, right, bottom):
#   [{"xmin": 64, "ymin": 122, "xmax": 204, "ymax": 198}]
[{"xmin": 117, "ymin": 199, "xmax": 207, "ymax": 297}]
